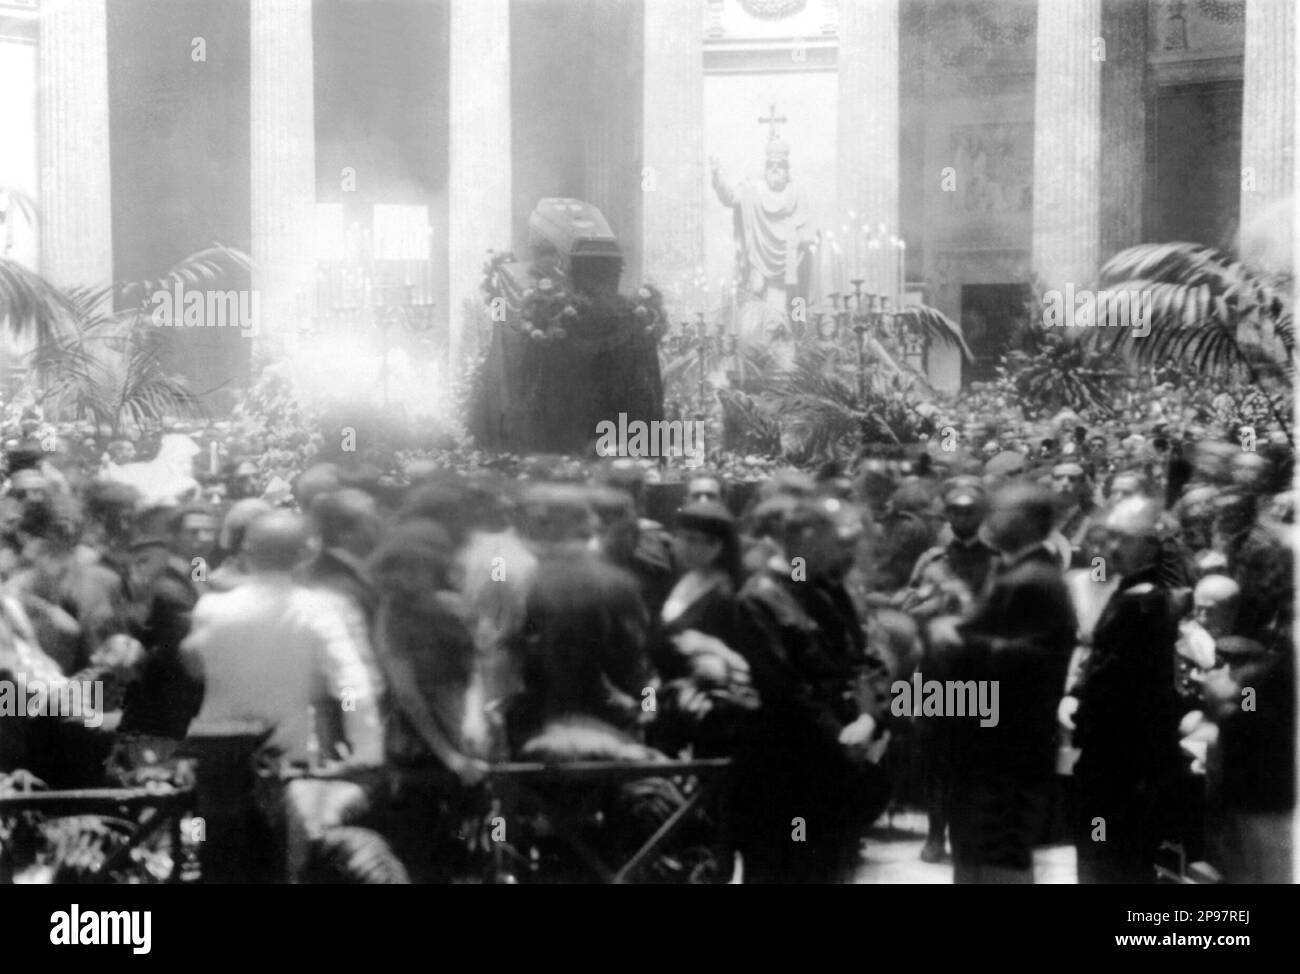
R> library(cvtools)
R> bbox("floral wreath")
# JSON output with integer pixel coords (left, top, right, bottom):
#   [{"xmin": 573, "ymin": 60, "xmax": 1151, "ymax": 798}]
[
  {"xmin": 481, "ymin": 252, "xmax": 669, "ymax": 351},
  {"xmin": 1196, "ymin": 0, "xmax": 1246, "ymax": 26},
  {"xmin": 739, "ymin": 0, "xmax": 807, "ymax": 20}
]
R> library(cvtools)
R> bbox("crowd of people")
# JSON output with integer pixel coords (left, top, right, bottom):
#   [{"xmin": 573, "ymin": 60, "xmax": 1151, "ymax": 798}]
[{"xmin": 0, "ymin": 398, "xmax": 1294, "ymax": 883}]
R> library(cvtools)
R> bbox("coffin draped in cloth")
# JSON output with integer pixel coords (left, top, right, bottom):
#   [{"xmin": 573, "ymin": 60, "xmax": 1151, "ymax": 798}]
[{"xmin": 469, "ymin": 199, "xmax": 664, "ymax": 455}]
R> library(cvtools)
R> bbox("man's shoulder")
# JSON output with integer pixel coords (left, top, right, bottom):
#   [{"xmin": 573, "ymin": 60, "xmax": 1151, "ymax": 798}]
[
  {"xmin": 192, "ymin": 581, "xmax": 258, "ymax": 617},
  {"xmin": 155, "ymin": 561, "xmax": 198, "ymax": 595},
  {"xmin": 291, "ymin": 583, "xmax": 354, "ymax": 618},
  {"xmin": 65, "ymin": 560, "xmax": 125, "ymax": 594},
  {"xmin": 741, "ymin": 570, "xmax": 798, "ymax": 611},
  {"xmin": 1112, "ymin": 580, "xmax": 1176, "ymax": 611},
  {"xmin": 913, "ymin": 544, "xmax": 950, "ymax": 571},
  {"xmin": 997, "ymin": 553, "xmax": 1068, "ymax": 593}
]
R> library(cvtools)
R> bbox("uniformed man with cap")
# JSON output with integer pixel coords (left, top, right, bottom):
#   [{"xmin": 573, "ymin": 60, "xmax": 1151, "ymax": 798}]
[
  {"xmin": 896, "ymin": 479, "xmax": 997, "ymax": 863},
  {"xmin": 897, "ymin": 479, "xmax": 996, "ymax": 621},
  {"xmin": 932, "ymin": 483, "xmax": 1077, "ymax": 883}
]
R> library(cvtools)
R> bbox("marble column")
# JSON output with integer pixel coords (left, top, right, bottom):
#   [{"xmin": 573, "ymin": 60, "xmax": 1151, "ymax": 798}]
[
  {"xmin": 250, "ymin": 0, "xmax": 316, "ymax": 356},
  {"xmin": 448, "ymin": 0, "xmax": 511, "ymax": 368},
  {"xmin": 837, "ymin": 0, "xmax": 900, "ymax": 301},
  {"xmin": 1240, "ymin": 0, "xmax": 1296, "ymax": 271},
  {"xmin": 583, "ymin": 0, "xmax": 642, "ymax": 286},
  {"xmin": 1099, "ymin": 0, "xmax": 1147, "ymax": 262},
  {"xmin": 642, "ymin": 0, "xmax": 704, "ymax": 318},
  {"xmin": 1031, "ymin": 0, "xmax": 1102, "ymax": 290},
  {"xmin": 38, "ymin": 0, "xmax": 112, "ymax": 290}
]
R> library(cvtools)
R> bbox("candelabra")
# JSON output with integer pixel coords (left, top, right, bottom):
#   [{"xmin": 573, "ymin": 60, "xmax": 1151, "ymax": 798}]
[
  {"xmin": 812, "ymin": 278, "xmax": 926, "ymax": 401},
  {"xmin": 312, "ymin": 264, "xmax": 437, "ymax": 408},
  {"xmin": 660, "ymin": 312, "xmax": 736, "ymax": 419}
]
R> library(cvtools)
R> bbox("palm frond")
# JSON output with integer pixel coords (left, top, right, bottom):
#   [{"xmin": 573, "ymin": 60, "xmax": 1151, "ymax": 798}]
[
  {"xmin": 0, "ymin": 257, "xmax": 77, "ymax": 345},
  {"xmin": 117, "ymin": 244, "xmax": 253, "ymax": 309},
  {"xmin": 0, "ymin": 186, "xmax": 39, "ymax": 226},
  {"xmin": 861, "ymin": 333, "xmax": 906, "ymax": 376},
  {"xmin": 893, "ymin": 304, "xmax": 974, "ymax": 360},
  {"xmin": 1096, "ymin": 242, "xmax": 1295, "ymax": 379},
  {"xmin": 718, "ymin": 388, "xmax": 782, "ymax": 455}
]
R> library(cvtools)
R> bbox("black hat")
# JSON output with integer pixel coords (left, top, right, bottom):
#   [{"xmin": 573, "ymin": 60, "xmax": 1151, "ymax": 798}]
[
  {"xmin": 675, "ymin": 500, "xmax": 735, "ymax": 541},
  {"xmin": 128, "ymin": 505, "xmax": 179, "ymax": 551}
]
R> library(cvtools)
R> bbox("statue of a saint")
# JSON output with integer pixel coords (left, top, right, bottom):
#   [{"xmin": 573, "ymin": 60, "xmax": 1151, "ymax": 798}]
[{"xmin": 711, "ymin": 114, "xmax": 816, "ymax": 342}]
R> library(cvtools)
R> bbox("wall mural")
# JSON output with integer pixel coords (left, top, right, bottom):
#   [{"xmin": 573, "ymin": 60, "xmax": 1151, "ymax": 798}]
[
  {"xmin": 948, "ymin": 123, "xmax": 1034, "ymax": 218},
  {"xmin": 1151, "ymin": 0, "xmax": 1246, "ymax": 56}
]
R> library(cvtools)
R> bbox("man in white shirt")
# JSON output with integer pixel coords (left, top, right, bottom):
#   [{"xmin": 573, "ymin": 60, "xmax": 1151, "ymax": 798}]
[
  {"xmin": 183, "ymin": 510, "xmax": 384, "ymax": 880},
  {"xmin": 185, "ymin": 510, "xmax": 382, "ymax": 764}
]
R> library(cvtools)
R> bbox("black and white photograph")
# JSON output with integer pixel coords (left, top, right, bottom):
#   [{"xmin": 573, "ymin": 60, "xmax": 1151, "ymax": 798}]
[{"xmin": 0, "ymin": 0, "xmax": 1295, "ymax": 913}]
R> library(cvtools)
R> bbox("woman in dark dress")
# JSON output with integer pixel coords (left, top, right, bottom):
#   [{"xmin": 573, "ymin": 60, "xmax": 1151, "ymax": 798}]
[{"xmin": 652, "ymin": 502, "xmax": 759, "ymax": 756}]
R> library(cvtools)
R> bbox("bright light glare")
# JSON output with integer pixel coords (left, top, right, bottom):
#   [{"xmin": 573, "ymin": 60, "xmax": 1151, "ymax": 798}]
[{"xmin": 281, "ymin": 333, "xmax": 448, "ymax": 420}]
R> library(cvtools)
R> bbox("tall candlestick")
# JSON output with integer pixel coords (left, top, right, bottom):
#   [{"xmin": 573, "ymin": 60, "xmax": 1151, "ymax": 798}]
[
  {"xmin": 867, "ymin": 237, "xmax": 881, "ymax": 299},
  {"xmin": 897, "ymin": 239, "xmax": 906, "ymax": 309}
]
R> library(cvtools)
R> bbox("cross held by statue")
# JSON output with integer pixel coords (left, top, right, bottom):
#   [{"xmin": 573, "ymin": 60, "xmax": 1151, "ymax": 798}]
[{"xmin": 759, "ymin": 104, "xmax": 787, "ymax": 141}]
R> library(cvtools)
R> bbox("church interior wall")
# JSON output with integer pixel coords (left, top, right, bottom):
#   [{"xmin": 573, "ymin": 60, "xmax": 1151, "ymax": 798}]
[
  {"xmin": 904, "ymin": 0, "xmax": 1035, "ymax": 393},
  {"xmin": 107, "ymin": 0, "xmax": 252, "ymax": 403},
  {"xmin": 314, "ymin": 0, "xmax": 450, "ymax": 356},
  {"xmin": 0, "ymin": 10, "xmax": 37, "ymax": 398},
  {"xmin": 0, "ymin": 16, "xmax": 37, "ymax": 271},
  {"xmin": 17, "ymin": 0, "xmax": 1262, "ymax": 406},
  {"xmin": 1143, "ymin": 0, "xmax": 1245, "ymax": 251},
  {"xmin": 509, "ymin": 0, "xmax": 644, "ymax": 290},
  {"xmin": 1100, "ymin": 0, "xmax": 1149, "ymax": 261},
  {"xmin": 1145, "ymin": 79, "xmax": 1243, "ymax": 250}
]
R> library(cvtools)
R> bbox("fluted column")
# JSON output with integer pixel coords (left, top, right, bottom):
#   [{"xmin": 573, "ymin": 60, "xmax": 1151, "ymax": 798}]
[
  {"xmin": 642, "ymin": 0, "xmax": 704, "ymax": 318},
  {"xmin": 251, "ymin": 0, "xmax": 316, "ymax": 353},
  {"xmin": 838, "ymin": 0, "xmax": 900, "ymax": 300},
  {"xmin": 1294, "ymin": 5, "xmax": 1299, "ymax": 315},
  {"xmin": 1099, "ymin": 0, "xmax": 1147, "ymax": 261},
  {"xmin": 448, "ymin": 0, "xmax": 511, "ymax": 367},
  {"xmin": 1240, "ymin": 0, "xmax": 1296, "ymax": 268},
  {"xmin": 38, "ymin": 0, "xmax": 112, "ymax": 290},
  {"xmin": 1032, "ymin": 0, "xmax": 1102, "ymax": 290}
]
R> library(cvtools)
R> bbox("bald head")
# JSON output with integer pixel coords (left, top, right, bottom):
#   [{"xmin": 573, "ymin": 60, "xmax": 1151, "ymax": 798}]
[
  {"xmin": 1103, "ymin": 496, "xmax": 1164, "ymax": 577},
  {"xmin": 1104, "ymin": 495, "xmax": 1164, "ymax": 538},
  {"xmin": 1193, "ymin": 574, "xmax": 1241, "ymax": 637},
  {"xmin": 242, "ymin": 510, "xmax": 309, "ymax": 573}
]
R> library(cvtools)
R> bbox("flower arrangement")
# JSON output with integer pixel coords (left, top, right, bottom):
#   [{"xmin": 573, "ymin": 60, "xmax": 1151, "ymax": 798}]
[{"xmin": 481, "ymin": 252, "xmax": 669, "ymax": 349}]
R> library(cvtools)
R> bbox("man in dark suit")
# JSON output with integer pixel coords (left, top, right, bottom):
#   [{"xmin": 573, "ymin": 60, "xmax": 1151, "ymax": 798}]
[
  {"xmin": 739, "ymin": 498, "xmax": 889, "ymax": 883},
  {"xmin": 1072, "ymin": 495, "xmax": 1185, "ymax": 883},
  {"xmin": 929, "ymin": 482, "xmax": 1076, "ymax": 883}
]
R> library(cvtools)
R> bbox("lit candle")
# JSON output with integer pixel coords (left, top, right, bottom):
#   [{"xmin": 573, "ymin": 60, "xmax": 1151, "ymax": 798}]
[
  {"xmin": 897, "ymin": 239, "xmax": 906, "ymax": 308},
  {"xmin": 209, "ymin": 440, "xmax": 218, "ymax": 475},
  {"xmin": 867, "ymin": 237, "xmax": 881, "ymax": 299}
]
